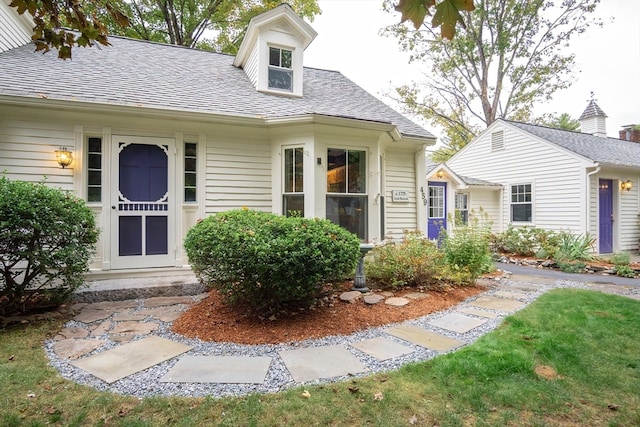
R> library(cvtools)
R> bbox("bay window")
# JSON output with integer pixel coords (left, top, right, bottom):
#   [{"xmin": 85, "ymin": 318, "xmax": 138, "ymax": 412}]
[{"xmin": 326, "ymin": 148, "xmax": 367, "ymax": 240}]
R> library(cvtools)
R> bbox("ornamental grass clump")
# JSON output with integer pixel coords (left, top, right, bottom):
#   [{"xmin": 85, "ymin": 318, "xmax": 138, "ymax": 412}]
[
  {"xmin": 184, "ymin": 209, "xmax": 360, "ymax": 316},
  {"xmin": 0, "ymin": 177, "xmax": 99, "ymax": 315}
]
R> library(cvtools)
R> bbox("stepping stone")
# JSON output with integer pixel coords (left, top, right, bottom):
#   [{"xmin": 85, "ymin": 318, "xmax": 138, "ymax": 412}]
[
  {"xmin": 509, "ymin": 275, "xmax": 557, "ymax": 285},
  {"xmin": 53, "ymin": 338, "xmax": 105, "ymax": 360},
  {"xmin": 160, "ymin": 356, "xmax": 272, "ymax": 384},
  {"xmin": 139, "ymin": 307, "xmax": 186, "ymax": 322},
  {"xmin": 143, "ymin": 296, "xmax": 194, "ymax": 308},
  {"xmin": 380, "ymin": 291, "xmax": 394, "ymax": 297},
  {"xmin": 501, "ymin": 283, "xmax": 543, "ymax": 292},
  {"xmin": 457, "ymin": 307, "xmax": 500, "ymax": 319},
  {"xmin": 404, "ymin": 292, "xmax": 427, "ymax": 300},
  {"xmin": 385, "ymin": 297, "xmax": 410, "ymax": 307},
  {"xmin": 339, "ymin": 291, "xmax": 362, "ymax": 302},
  {"xmin": 350, "ymin": 337, "xmax": 414, "ymax": 361},
  {"xmin": 55, "ymin": 326, "xmax": 89, "ymax": 340},
  {"xmin": 74, "ymin": 309, "xmax": 114, "ymax": 324},
  {"xmin": 90, "ymin": 320, "xmax": 112, "ymax": 336},
  {"xmin": 279, "ymin": 345, "xmax": 368, "ymax": 382},
  {"xmin": 71, "ymin": 336, "xmax": 192, "ymax": 384},
  {"xmin": 386, "ymin": 325, "xmax": 464, "ymax": 352},
  {"xmin": 113, "ymin": 313, "xmax": 148, "ymax": 322},
  {"xmin": 110, "ymin": 321, "xmax": 158, "ymax": 335},
  {"xmin": 428, "ymin": 313, "xmax": 487, "ymax": 334},
  {"xmin": 83, "ymin": 300, "xmax": 139, "ymax": 311},
  {"xmin": 363, "ymin": 294, "xmax": 385, "ymax": 305},
  {"xmin": 494, "ymin": 290, "xmax": 531, "ymax": 300},
  {"xmin": 469, "ymin": 296, "xmax": 525, "ymax": 312}
]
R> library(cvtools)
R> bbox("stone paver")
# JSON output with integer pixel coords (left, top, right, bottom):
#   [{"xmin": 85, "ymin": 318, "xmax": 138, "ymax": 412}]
[
  {"xmin": 428, "ymin": 313, "xmax": 488, "ymax": 334},
  {"xmin": 110, "ymin": 321, "xmax": 158, "ymax": 335},
  {"xmin": 73, "ymin": 309, "xmax": 114, "ymax": 324},
  {"xmin": 386, "ymin": 325, "xmax": 464, "ymax": 352},
  {"xmin": 113, "ymin": 313, "xmax": 148, "ymax": 321},
  {"xmin": 508, "ymin": 274, "xmax": 557, "ymax": 285},
  {"xmin": 350, "ymin": 337, "xmax": 414, "ymax": 361},
  {"xmin": 160, "ymin": 356, "xmax": 272, "ymax": 384},
  {"xmin": 90, "ymin": 320, "xmax": 112, "ymax": 336},
  {"xmin": 55, "ymin": 326, "xmax": 89, "ymax": 340},
  {"xmin": 139, "ymin": 306, "xmax": 186, "ymax": 322},
  {"xmin": 279, "ymin": 345, "xmax": 368, "ymax": 382},
  {"xmin": 457, "ymin": 307, "xmax": 500, "ymax": 319},
  {"xmin": 500, "ymin": 282, "xmax": 544, "ymax": 292},
  {"xmin": 53, "ymin": 338, "xmax": 105, "ymax": 360},
  {"xmin": 385, "ymin": 297, "xmax": 410, "ymax": 307},
  {"xmin": 404, "ymin": 292, "xmax": 427, "ymax": 300},
  {"xmin": 339, "ymin": 291, "xmax": 362, "ymax": 302},
  {"xmin": 494, "ymin": 290, "xmax": 531, "ymax": 300},
  {"xmin": 363, "ymin": 294, "xmax": 385, "ymax": 305},
  {"xmin": 469, "ymin": 296, "xmax": 525, "ymax": 312},
  {"xmin": 143, "ymin": 296, "xmax": 194, "ymax": 308},
  {"xmin": 72, "ymin": 336, "xmax": 192, "ymax": 383}
]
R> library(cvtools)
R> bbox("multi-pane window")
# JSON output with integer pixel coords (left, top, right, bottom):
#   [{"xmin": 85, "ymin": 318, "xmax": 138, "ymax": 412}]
[
  {"xmin": 268, "ymin": 47, "xmax": 293, "ymax": 91},
  {"xmin": 326, "ymin": 148, "xmax": 367, "ymax": 240},
  {"xmin": 87, "ymin": 137, "xmax": 102, "ymax": 202},
  {"xmin": 184, "ymin": 143, "xmax": 197, "ymax": 202},
  {"xmin": 428, "ymin": 185, "xmax": 444, "ymax": 219},
  {"xmin": 455, "ymin": 193, "xmax": 469, "ymax": 225},
  {"xmin": 511, "ymin": 183, "xmax": 532, "ymax": 222},
  {"xmin": 283, "ymin": 147, "xmax": 304, "ymax": 216}
]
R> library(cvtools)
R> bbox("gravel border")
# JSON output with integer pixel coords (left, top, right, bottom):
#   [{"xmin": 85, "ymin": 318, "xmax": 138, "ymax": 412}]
[{"xmin": 45, "ymin": 274, "xmax": 636, "ymax": 398}]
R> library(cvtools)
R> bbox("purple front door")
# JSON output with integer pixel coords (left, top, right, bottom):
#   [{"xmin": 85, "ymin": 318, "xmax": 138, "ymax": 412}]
[
  {"xmin": 599, "ymin": 179, "xmax": 613, "ymax": 253},
  {"xmin": 427, "ymin": 182, "xmax": 447, "ymax": 240}
]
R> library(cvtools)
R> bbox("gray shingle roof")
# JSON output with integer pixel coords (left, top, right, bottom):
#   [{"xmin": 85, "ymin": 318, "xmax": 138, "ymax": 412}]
[
  {"xmin": 458, "ymin": 175, "xmax": 502, "ymax": 187},
  {"xmin": 504, "ymin": 120, "xmax": 640, "ymax": 168},
  {"xmin": 0, "ymin": 36, "xmax": 434, "ymax": 139},
  {"xmin": 578, "ymin": 99, "xmax": 607, "ymax": 120}
]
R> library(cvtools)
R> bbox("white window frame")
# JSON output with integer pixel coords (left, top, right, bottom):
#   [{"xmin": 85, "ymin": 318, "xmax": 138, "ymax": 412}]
[
  {"xmin": 454, "ymin": 193, "xmax": 469, "ymax": 225},
  {"xmin": 282, "ymin": 146, "xmax": 304, "ymax": 216},
  {"xmin": 510, "ymin": 183, "xmax": 533, "ymax": 223},
  {"xmin": 268, "ymin": 46, "xmax": 293, "ymax": 92}
]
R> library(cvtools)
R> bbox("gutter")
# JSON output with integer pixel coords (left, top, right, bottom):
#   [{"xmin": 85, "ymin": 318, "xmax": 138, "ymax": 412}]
[{"xmin": 586, "ymin": 164, "xmax": 601, "ymax": 236}]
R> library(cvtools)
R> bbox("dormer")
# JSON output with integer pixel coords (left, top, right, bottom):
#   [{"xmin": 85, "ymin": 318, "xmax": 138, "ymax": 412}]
[{"xmin": 233, "ymin": 4, "xmax": 317, "ymax": 97}]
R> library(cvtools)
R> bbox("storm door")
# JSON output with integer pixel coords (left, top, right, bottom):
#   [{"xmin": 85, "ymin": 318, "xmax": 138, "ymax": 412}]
[
  {"xmin": 427, "ymin": 182, "xmax": 447, "ymax": 240},
  {"xmin": 110, "ymin": 136, "xmax": 176, "ymax": 269}
]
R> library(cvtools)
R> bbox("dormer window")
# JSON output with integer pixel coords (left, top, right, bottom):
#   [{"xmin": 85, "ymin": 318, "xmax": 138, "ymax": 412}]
[{"xmin": 268, "ymin": 47, "xmax": 293, "ymax": 91}]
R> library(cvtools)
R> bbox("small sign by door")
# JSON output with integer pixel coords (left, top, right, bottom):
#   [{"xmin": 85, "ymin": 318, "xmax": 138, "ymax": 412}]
[{"xmin": 392, "ymin": 190, "xmax": 410, "ymax": 202}]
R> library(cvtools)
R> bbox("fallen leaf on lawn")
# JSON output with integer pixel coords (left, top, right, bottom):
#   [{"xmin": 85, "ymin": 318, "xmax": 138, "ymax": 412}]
[
  {"xmin": 46, "ymin": 407, "xmax": 57, "ymax": 415},
  {"xmin": 8, "ymin": 355, "xmax": 15, "ymax": 361},
  {"xmin": 373, "ymin": 392, "xmax": 384, "ymax": 401},
  {"xmin": 42, "ymin": 384, "xmax": 52, "ymax": 391},
  {"xmin": 409, "ymin": 415, "xmax": 418, "ymax": 424},
  {"xmin": 301, "ymin": 390, "xmax": 311, "ymax": 398},
  {"xmin": 27, "ymin": 393, "xmax": 36, "ymax": 398},
  {"xmin": 348, "ymin": 386, "xmax": 359, "ymax": 393},
  {"xmin": 608, "ymin": 404, "xmax": 619, "ymax": 411}
]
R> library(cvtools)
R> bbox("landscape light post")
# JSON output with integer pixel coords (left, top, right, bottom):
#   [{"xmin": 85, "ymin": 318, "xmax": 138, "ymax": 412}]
[{"xmin": 352, "ymin": 243, "xmax": 375, "ymax": 292}]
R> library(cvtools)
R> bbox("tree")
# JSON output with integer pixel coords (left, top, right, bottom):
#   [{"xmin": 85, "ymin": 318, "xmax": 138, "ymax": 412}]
[
  {"xmin": 383, "ymin": 0, "xmax": 601, "ymax": 161},
  {"xmin": 96, "ymin": 0, "xmax": 320, "ymax": 53},
  {"xmin": 12, "ymin": 0, "xmax": 469, "ymax": 59},
  {"xmin": 537, "ymin": 112, "xmax": 580, "ymax": 131}
]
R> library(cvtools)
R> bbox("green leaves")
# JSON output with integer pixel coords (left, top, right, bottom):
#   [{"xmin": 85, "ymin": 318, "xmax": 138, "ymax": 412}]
[{"xmin": 395, "ymin": 0, "xmax": 475, "ymax": 39}]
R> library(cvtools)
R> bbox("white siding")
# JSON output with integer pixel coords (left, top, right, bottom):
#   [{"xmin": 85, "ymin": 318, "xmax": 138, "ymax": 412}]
[
  {"xmin": 0, "ymin": 117, "xmax": 75, "ymax": 188},
  {"xmin": 0, "ymin": 1, "xmax": 32, "ymax": 53},
  {"xmin": 449, "ymin": 124, "xmax": 589, "ymax": 234},
  {"xmin": 205, "ymin": 138, "xmax": 272, "ymax": 213},
  {"xmin": 619, "ymin": 179, "xmax": 639, "ymax": 251},
  {"xmin": 468, "ymin": 188, "xmax": 502, "ymax": 233},
  {"xmin": 385, "ymin": 150, "xmax": 417, "ymax": 238}
]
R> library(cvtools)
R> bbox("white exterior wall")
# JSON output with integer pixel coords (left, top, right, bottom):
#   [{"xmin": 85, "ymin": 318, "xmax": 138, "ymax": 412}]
[
  {"xmin": 0, "ymin": 1, "xmax": 32, "ymax": 53},
  {"xmin": 385, "ymin": 149, "xmax": 418, "ymax": 239},
  {"xmin": 619, "ymin": 177, "xmax": 639, "ymax": 251},
  {"xmin": 467, "ymin": 188, "xmax": 502, "ymax": 233},
  {"xmin": 449, "ymin": 123, "xmax": 592, "ymax": 235}
]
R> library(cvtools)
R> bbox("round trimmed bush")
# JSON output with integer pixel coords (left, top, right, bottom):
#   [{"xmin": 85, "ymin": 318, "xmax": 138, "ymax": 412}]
[
  {"xmin": 184, "ymin": 209, "xmax": 361, "ymax": 315},
  {"xmin": 0, "ymin": 177, "xmax": 99, "ymax": 315}
]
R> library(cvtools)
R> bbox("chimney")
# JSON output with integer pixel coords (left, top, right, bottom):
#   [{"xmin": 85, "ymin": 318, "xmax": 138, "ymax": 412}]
[
  {"xmin": 619, "ymin": 125, "xmax": 640, "ymax": 142},
  {"xmin": 579, "ymin": 99, "xmax": 607, "ymax": 137}
]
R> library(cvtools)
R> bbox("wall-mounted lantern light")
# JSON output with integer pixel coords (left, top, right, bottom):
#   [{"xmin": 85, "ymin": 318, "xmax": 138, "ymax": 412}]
[
  {"xmin": 621, "ymin": 180, "xmax": 633, "ymax": 191},
  {"xmin": 436, "ymin": 170, "xmax": 444, "ymax": 179},
  {"xmin": 55, "ymin": 147, "xmax": 73, "ymax": 168}
]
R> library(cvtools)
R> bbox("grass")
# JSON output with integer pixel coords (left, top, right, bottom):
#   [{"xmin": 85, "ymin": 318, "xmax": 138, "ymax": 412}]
[{"xmin": 1, "ymin": 289, "xmax": 639, "ymax": 426}]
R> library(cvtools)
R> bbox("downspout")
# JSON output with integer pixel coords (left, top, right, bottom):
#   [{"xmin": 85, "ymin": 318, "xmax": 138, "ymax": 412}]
[{"xmin": 586, "ymin": 165, "xmax": 601, "ymax": 236}]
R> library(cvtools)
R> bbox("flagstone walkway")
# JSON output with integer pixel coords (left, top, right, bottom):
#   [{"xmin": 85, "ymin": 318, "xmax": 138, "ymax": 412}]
[{"xmin": 46, "ymin": 272, "xmax": 640, "ymax": 397}]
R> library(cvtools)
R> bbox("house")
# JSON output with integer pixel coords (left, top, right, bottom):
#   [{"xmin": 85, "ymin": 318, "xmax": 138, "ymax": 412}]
[
  {"xmin": 426, "ymin": 100, "xmax": 640, "ymax": 255},
  {"xmin": 0, "ymin": 2, "xmax": 437, "ymax": 276}
]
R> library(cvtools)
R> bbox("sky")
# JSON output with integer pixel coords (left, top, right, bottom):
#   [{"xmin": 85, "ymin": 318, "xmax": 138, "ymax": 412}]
[{"xmin": 303, "ymin": 0, "xmax": 640, "ymax": 141}]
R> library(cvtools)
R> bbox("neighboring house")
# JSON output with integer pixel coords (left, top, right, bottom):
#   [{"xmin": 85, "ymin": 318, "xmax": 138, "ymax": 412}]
[
  {"xmin": 426, "ymin": 100, "xmax": 640, "ymax": 255},
  {"xmin": 0, "ymin": 3, "xmax": 436, "ymax": 277}
]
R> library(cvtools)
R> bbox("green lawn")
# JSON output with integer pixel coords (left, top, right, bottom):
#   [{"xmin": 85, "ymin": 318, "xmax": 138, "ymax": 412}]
[{"xmin": 1, "ymin": 289, "xmax": 639, "ymax": 426}]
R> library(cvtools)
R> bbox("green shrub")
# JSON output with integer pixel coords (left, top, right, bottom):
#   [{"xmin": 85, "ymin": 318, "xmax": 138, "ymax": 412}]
[
  {"xmin": 614, "ymin": 264, "xmax": 636, "ymax": 278},
  {"xmin": 610, "ymin": 251, "xmax": 631, "ymax": 266},
  {"xmin": 184, "ymin": 209, "xmax": 360, "ymax": 315},
  {"xmin": 492, "ymin": 226, "xmax": 540, "ymax": 256},
  {"xmin": 0, "ymin": 177, "xmax": 99, "ymax": 315},
  {"xmin": 554, "ymin": 231, "xmax": 595, "ymax": 263},
  {"xmin": 441, "ymin": 224, "xmax": 494, "ymax": 281},
  {"xmin": 556, "ymin": 260, "xmax": 586, "ymax": 274},
  {"xmin": 365, "ymin": 232, "xmax": 470, "ymax": 289}
]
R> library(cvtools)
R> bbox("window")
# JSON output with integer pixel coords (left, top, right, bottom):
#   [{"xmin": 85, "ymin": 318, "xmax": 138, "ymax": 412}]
[
  {"xmin": 491, "ymin": 130, "xmax": 505, "ymax": 151},
  {"xmin": 428, "ymin": 185, "xmax": 444, "ymax": 218},
  {"xmin": 326, "ymin": 149, "xmax": 367, "ymax": 240},
  {"xmin": 511, "ymin": 184, "xmax": 532, "ymax": 222},
  {"xmin": 86, "ymin": 137, "xmax": 102, "ymax": 202},
  {"xmin": 184, "ymin": 143, "xmax": 197, "ymax": 202},
  {"xmin": 455, "ymin": 193, "xmax": 469, "ymax": 225},
  {"xmin": 283, "ymin": 147, "xmax": 304, "ymax": 216},
  {"xmin": 268, "ymin": 47, "xmax": 293, "ymax": 91}
]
